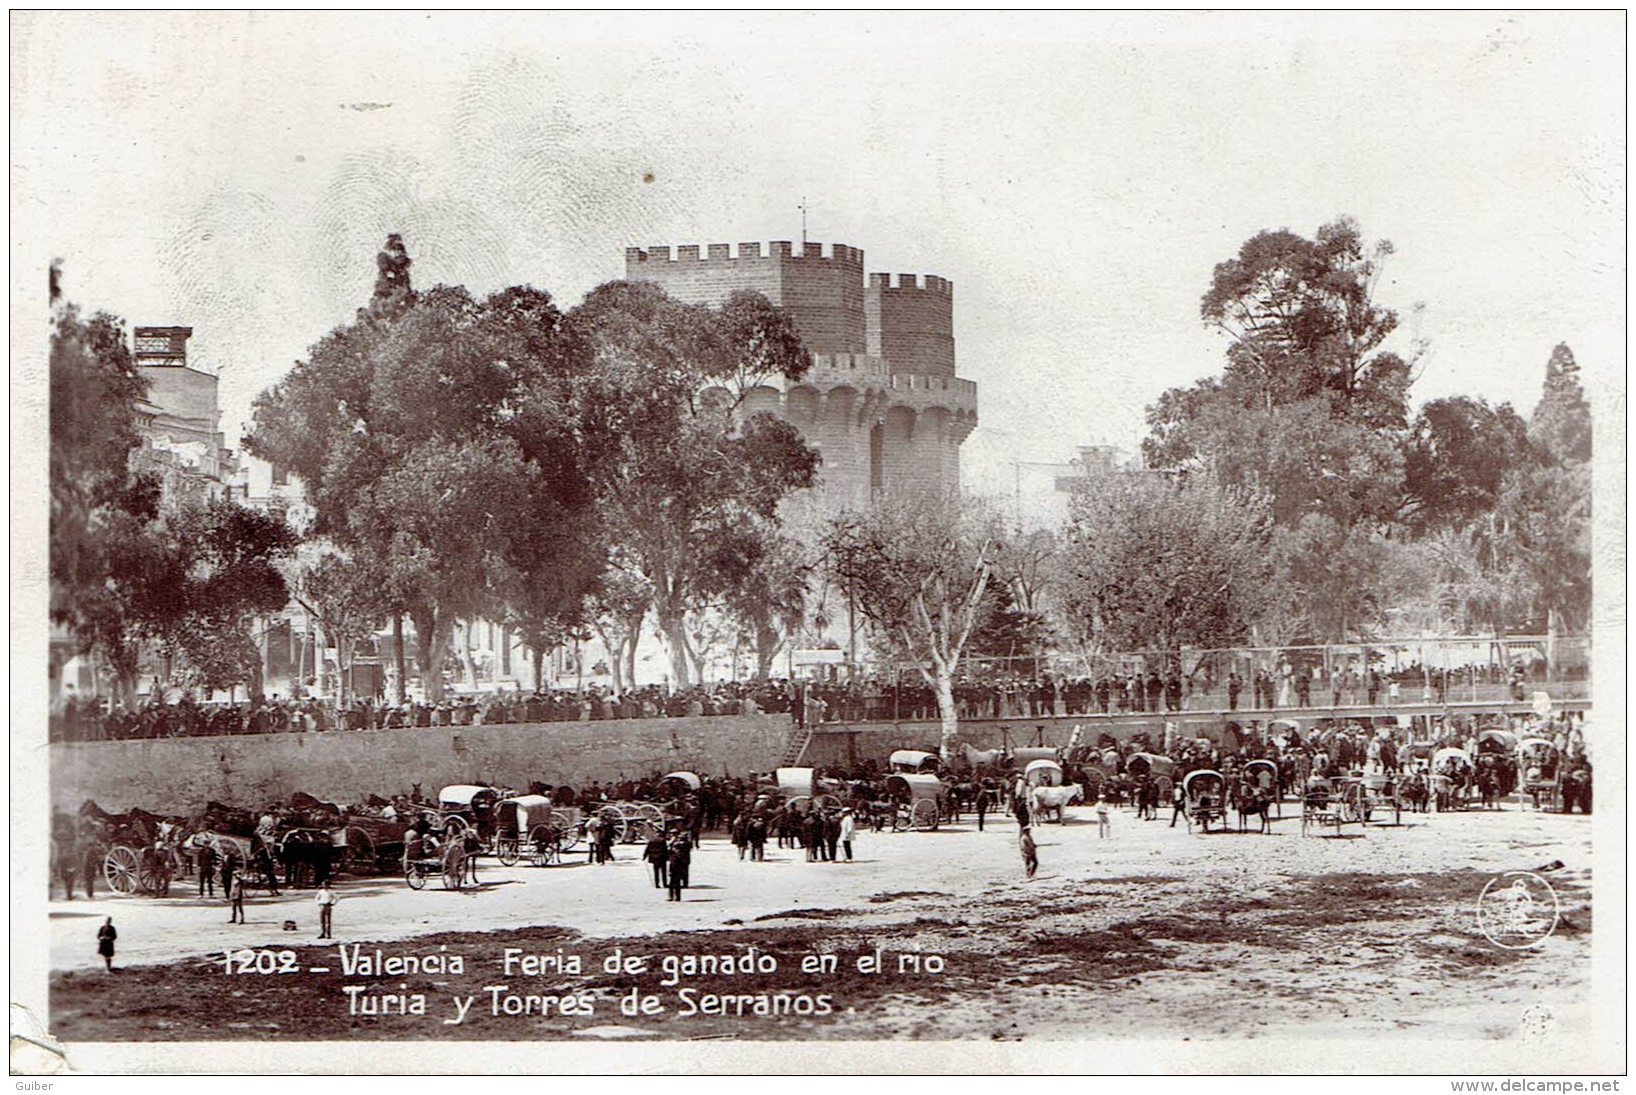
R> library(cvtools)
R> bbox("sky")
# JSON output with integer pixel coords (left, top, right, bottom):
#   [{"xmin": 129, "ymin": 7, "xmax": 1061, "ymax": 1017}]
[{"xmin": 12, "ymin": 11, "xmax": 1625, "ymax": 493}]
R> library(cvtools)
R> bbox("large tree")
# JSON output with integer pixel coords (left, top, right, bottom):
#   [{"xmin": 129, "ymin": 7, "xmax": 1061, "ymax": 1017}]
[
  {"xmin": 1401, "ymin": 396, "xmax": 1533, "ymax": 534},
  {"xmin": 564, "ymin": 281, "xmax": 818, "ymax": 686},
  {"xmin": 1141, "ymin": 217, "xmax": 1417, "ymax": 640},
  {"xmin": 1059, "ymin": 472, "xmax": 1273, "ymax": 665},
  {"xmin": 247, "ymin": 240, "xmax": 604, "ymax": 700},
  {"xmin": 825, "ymin": 492, "xmax": 1005, "ymax": 758},
  {"xmin": 49, "ymin": 280, "xmax": 153, "ymax": 645}
]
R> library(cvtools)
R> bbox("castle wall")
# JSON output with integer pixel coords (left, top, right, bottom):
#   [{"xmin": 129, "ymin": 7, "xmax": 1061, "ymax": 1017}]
[
  {"xmin": 50, "ymin": 715, "xmax": 793, "ymax": 812},
  {"xmin": 625, "ymin": 241, "xmax": 865, "ymax": 354},
  {"xmin": 865, "ymin": 274, "xmax": 956, "ymax": 380},
  {"xmin": 623, "ymin": 240, "xmax": 976, "ymax": 509}
]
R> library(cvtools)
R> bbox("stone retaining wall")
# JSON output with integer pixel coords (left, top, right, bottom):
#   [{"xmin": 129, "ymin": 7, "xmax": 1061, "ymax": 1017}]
[{"xmin": 50, "ymin": 715, "xmax": 793, "ymax": 812}]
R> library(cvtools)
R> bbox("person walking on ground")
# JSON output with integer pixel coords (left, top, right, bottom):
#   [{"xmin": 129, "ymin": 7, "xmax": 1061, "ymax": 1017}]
[
  {"xmin": 196, "ymin": 840, "xmax": 217, "ymax": 898},
  {"xmin": 666, "ymin": 835, "xmax": 691, "ymax": 901},
  {"xmin": 229, "ymin": 872, "xmax": 247, "ymax": 924},
  {"xmin": 315, "ymin": 881, "xmax": 337, "ymax": 940},
  {"xmin": 1019, "ymin": 826, "xmax": 1039, "ymax": 880},
  {"xmin": 976, "ymin": 786, "xmax": 989, "ymax": 831},
  {"xmin": 584, "ymin": 815, "xmax": 602, "ymax": 865},
  {"xmin": 1096, "ymin": 797, "xmax": 1111, "ymax": 838},
  {"xmin": 805, "ymin": 811, "xmax": 824, "ymax": 862},
  {"xmin": 1169, "ymin": 783, "xmax": 1187, "ymax": 828},
  {"xmin": 838, "ymin": 809, "xmax": 856, "ymax": 862},
  {"xmin": 643, "ymin": 830, "xmax": 670, "ymax": 889},
  {"xmin": 96, "ymin": 917, "xmax": 117, "ymax": 972}
]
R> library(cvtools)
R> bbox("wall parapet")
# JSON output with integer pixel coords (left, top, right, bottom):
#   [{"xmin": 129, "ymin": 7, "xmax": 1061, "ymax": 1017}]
[
  {"xmin": 867, "ymin": 272, "xmax": 953, "ymax": 296},
  {"xmin": 626, "ymin": 241, "xmax": 864, "ymax": 266}
]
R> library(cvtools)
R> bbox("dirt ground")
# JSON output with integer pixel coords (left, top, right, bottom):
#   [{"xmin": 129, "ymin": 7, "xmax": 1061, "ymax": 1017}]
[{"xmin": 48, "ymin": 801, "xmax": 1593, "ymax": 1042}]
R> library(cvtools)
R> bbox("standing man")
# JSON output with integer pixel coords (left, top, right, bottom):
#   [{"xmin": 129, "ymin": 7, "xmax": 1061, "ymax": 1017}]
[
  {"xmin": 219, "ymin": 846, "xmax": 237, "ymax": 905},
  {"xmin": 975, "ymin": 784, "xmax": 990, "ymax": 832},
  {"xmin": 228, "ymin": 871, "xmax": 247, "ymax": 924},
  {"xmin": 823, "ymin": 810, "xmax": 842, "ymax": 863},
  {"xmin": 642, "ymin": 829, "xmax": 670, "ymax": 889},
  {"xmin": 315, "ymin": 881, "xmax": 337, "ymax": 940},
  {"xmin": 1019, "ymin": 826, "xmax": 1039, "ymax": 880},
  {"xmin": 747, "ymin": 813, "xmax": 768, "ymax": 862},
  {"xmin": 584, "ymin": 815, "xmax": 602, "ymax": 865},
  {"xmin": 666, "ymin": 835, "xmax": 691, "ymax": 901},
  {"xmin": 196, "ymin": 839, "xmax": 217, "ymax": 898},
  {"xmin": 1228, "ymin": 672, "xmax": 1243, "ymax": 712},
  {"xmin": 1169, "ymin": 782, "xmax": 1187, "ymax": 828},
  {"xmin": 838, "ymin": 809, "xmax": 856, "ymax": 862}
]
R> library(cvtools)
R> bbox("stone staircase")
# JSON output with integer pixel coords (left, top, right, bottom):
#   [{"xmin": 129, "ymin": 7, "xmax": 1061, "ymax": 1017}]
[{"xmin": 779, "ymin": 720, "xmax": 815, "ymax": 767}]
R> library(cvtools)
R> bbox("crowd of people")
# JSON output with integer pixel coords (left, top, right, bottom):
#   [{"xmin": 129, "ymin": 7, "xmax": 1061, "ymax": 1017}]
[{"xmin": 49, "ymin": 655, "xmax": 1572, "ymax": 744}]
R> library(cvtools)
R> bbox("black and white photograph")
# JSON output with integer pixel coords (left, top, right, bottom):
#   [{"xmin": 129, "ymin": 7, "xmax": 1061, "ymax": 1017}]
[{"xmin": 9, "ymin": 10, "xmax": 1625, "ymax": 1077}]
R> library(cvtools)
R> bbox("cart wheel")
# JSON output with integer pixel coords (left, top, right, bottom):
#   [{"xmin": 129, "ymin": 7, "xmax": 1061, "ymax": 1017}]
[
  {"xmin": 496, "ymin": 838, "xmax": 520, "ymax": 867},
  {"xmin": 104, "ymin": 845, "xmax": 140, "ymax": 895},
  {"xmin": 343, "ymin": 827, "xmax": 377, "ymax": 875},
  {"xmin": 912, "ymin": 799, "xmax": 939, "ymax": 831},
  {"xmin": 555, "ymin": 816, "xmax": 582, "ymax": 852},
  {"xmin": 528, "ymin": 825, "xmax": 557, "ymax": 865},
  {"xmin": 139, "ymin": 862, "xmax": 167, "ymax": 896},
  {"xmin": 597, "ymin": 806, "xmax": 627, "ymax": 844},
  {"xmin": 406, "ymin": 864, "xmax": 426, "ymax": 890}
]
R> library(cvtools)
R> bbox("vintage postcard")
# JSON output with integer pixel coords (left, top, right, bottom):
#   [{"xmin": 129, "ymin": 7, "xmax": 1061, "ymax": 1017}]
[{"xmin": 10, "ymin": 10, "xmax": 1625, "ymax": 1077}]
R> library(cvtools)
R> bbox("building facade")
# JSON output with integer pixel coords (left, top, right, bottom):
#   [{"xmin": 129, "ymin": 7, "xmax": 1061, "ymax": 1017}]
[
  {"xmin": 624, "ymin": 240, "xmax": 978, "ymax": 510},
  {"xmin": 129, "ymin": 326, "xmax": 239, "ymax": 502}
]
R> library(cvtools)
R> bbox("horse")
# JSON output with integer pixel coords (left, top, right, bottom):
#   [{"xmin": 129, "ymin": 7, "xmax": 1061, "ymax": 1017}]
[
  {"xmin": 278, "ymin": 828, "xmax": 338, "ymax": 887},
  {"xmin": 1234, "ymin": 783, "xmax": 1272, "ymax": 834},
  {"xmin": 1401, "ymin": 773, "xmax": 1430, "ymax": 813}
]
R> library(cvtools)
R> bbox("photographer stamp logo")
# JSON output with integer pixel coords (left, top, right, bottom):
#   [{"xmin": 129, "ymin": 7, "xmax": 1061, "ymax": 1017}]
[{"xmin": 1477, "ymin": 872, "xmax": 1561, "ymax": 950}]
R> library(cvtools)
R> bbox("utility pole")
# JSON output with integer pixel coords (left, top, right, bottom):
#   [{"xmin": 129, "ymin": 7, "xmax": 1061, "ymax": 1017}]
[{"xmin": 798, "ymin": 197, "xmax": 809, "ymax": 245}]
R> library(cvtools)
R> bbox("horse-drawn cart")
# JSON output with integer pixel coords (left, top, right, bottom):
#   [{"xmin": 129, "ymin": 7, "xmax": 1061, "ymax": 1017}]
[
  {"xmin": 885, "ymin": 773, "xmax": 944, "ymax": 832},
  {"xmin": 1301, "ymin": 776, "xmax": 1369, "ymax": 836},
  {"xmin": 405, "ymin": 840, "xmax": 469, "ymax": 890},
  {"xmin": 1126, "ymin": 753, "xmax": 1176, "ymax": 802},
  {"xmin": 1520, "ymin": 737, "xmax": 1561, "ymax": 811},
  {"xmin": 1182, "ymin": 770, "xmax": 1228, "ymax": 833},
  {"xmin": 1242, "ymin": 758, "xmax": 1282, "ymax": 818},
  {"xmin": 493, "ymin": 795, "xmax": 568, "ymax": 866}
]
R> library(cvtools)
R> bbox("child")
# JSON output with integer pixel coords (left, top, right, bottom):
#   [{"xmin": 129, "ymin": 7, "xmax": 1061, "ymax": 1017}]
[
  {"xmin": 1096, "ymin": 796, "xmax": 1111, "ymax": 838},
  {"xmin": 1019, "ymin": 826, "xmax": 1038, "ymax": 879},
  {"xmin": 96, "ymin": 917, "xmax": 117, "ymax": 972}
]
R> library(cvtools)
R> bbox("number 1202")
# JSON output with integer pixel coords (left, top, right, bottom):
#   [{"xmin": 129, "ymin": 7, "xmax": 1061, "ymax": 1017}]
[{"xmin": 219, "ymin": 948, "xmax": 300, "ymax": 975}]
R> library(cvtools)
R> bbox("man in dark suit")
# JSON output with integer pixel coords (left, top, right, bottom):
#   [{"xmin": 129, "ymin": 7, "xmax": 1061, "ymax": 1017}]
[
  {"xmin": 666, "ymin": 836, "xmax": 691, "ymax": 901},
  {"xmin": 642, "ymin": 830, "xmax": 669, "ymax": 889}
]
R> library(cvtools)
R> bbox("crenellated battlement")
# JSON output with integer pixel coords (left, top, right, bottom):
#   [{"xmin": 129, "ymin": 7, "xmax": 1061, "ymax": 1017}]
[
  {"xmin": 867, "ymin": 272, "xmax": 954, "ymax": 296},
  {"xmin": 626, "ymin": 241, "xmax": 865, "ymax": 266},
  {"xmin": 889, "ymin": 374, "xmax": 977, "ymax": 397},
  {"xmin": 619, "ymin": 232, "xmax": 973, "ymax": 507},
  {"xmin": 809, "ymin": 352, "xmax": 891, "ymax": 379}
]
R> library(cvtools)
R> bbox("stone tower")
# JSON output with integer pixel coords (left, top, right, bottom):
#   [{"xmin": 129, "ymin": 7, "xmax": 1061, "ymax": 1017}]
[{"xmin": 624, "ymin": 240, "xmax": 978, "ymax": 511}]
